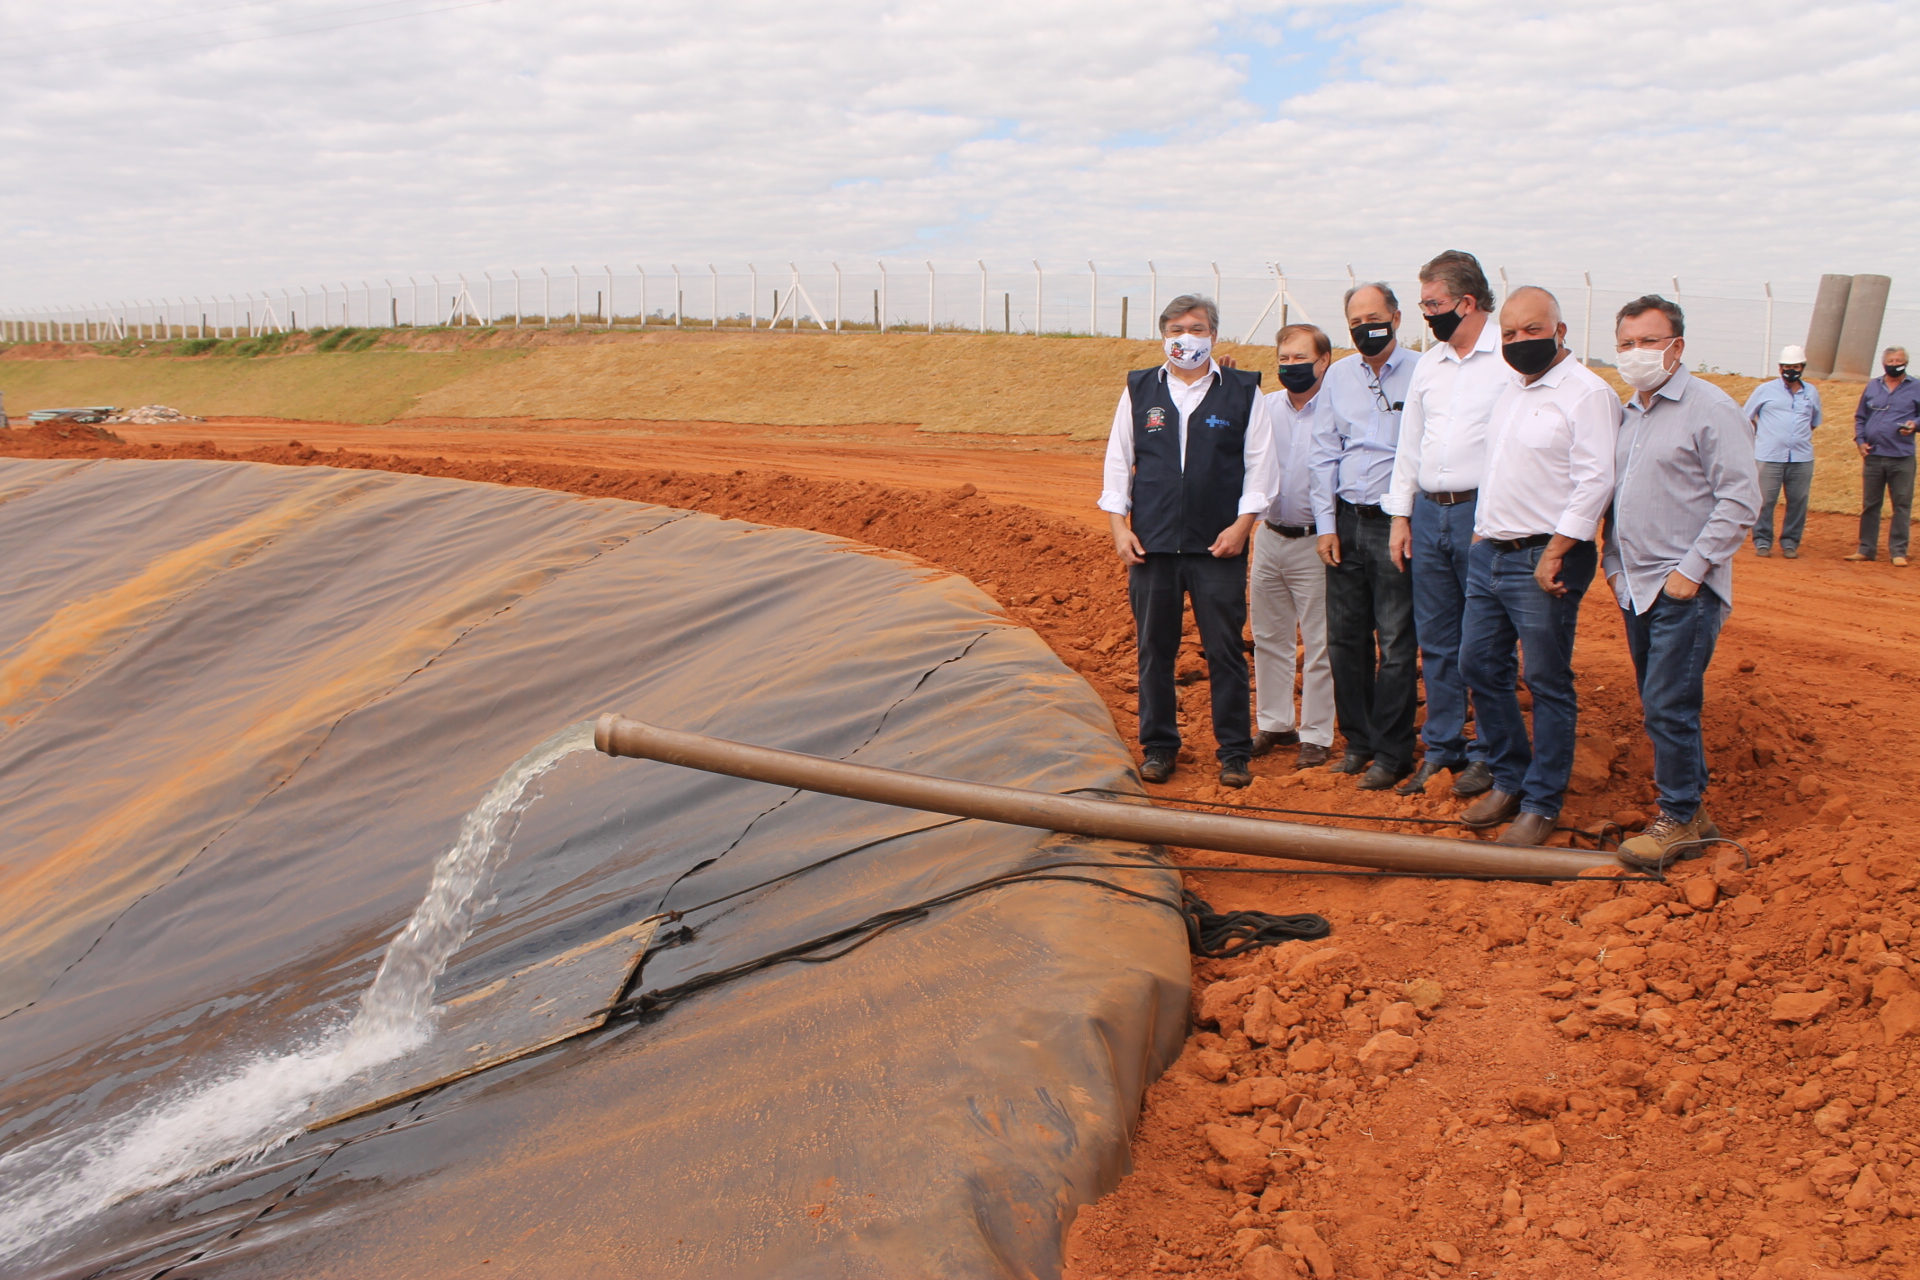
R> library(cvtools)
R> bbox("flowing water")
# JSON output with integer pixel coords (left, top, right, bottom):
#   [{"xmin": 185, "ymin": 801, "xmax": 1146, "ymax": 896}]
[{"xmin": 0, "ymin": 720, "xmax": 598, "ymax": 1264}]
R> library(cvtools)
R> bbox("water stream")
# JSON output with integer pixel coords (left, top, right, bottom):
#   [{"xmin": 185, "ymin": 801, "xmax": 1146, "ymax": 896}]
[{"xmin": 0, "ymin": 720, "xmax": 598, "ymax": 1264}]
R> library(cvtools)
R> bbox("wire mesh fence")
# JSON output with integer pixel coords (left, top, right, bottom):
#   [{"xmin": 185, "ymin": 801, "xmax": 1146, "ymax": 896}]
[{"xmin": 4, "ymin": 262, "xmax": 1912, "ymax": 380}]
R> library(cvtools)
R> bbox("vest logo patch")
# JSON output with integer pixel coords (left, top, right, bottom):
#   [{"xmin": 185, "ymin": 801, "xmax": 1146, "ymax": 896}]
[
  {"xmin": 1204, "ymin": 414, "xmax": 1230, "ymax": 430},
  {"xmin": 1145, "ymin": 407, "xmax": 1166, "ymax": 431}
]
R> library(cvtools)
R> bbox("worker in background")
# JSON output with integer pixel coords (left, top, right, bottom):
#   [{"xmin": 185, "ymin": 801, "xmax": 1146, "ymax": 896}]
[
  {"xmin": 1604, "ymin": 295, "xmax": 1759, "ymax": 870},
  {"xmin": 1309, "ymin": 284, "xmax": 1418, "ymax": 790},
  {"xmin": 1848, "ymin": 345, "xmax": 1920, "ymax": 566},
  {"xmin": 1384, "ymin": 249, "xmax": 1508, "ymax": 799},
  {"xmin": 1100, "ymin": 295, "xmax": 1274, "ymax": 788},
  {"xmin": 1457, "ymin": 287, "xmax": 1619, "ymax": 846},
  {"xmin": 1250, "ymin": 323, "xmax": 1336, "ymax": 770},
  {"xmin": 1741, "ymin": 345, "xmax": 1821, "ymax": 559}
]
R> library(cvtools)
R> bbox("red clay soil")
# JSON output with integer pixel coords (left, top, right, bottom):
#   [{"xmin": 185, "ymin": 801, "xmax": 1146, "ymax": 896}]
[{"xmin": 6, "ymin": 426, "xmax": 1920, "ymax": 1280}]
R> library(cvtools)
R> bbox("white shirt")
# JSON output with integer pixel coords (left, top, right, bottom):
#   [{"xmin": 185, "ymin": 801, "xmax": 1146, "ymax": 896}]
[
  {"xmin": 1262, "ymin": 386, "xmax": 1320, "ymax": 529},
  {"xmin": 1383, "ymin": 317, "xmax": 1514, "ymax": 515},
  {"xmin": 1098, "ymin": 362, "xmax": 1276, "ymax": 517},
  {"xmin": 1474, "ymin": 353, "xmax": 1621, "ymax": 543}
]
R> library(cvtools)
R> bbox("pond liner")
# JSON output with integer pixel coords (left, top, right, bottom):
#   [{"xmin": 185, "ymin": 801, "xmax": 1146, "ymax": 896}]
[{"xmin": 0, "ymin": 458, "xmax": 1189, "ymax": 1280}]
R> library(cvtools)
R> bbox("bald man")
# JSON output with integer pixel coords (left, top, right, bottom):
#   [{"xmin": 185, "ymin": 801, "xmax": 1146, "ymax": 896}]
[{"xmin": 1457, "ymin": 287, "xmax": 1620, "ymax": 845}]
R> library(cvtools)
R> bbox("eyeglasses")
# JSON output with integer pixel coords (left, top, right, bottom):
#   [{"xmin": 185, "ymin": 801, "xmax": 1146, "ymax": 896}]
[
  {"xmin": 1616, "ymin": 335, "xmax": 1678, "ymax": 353},
  {"xmin": 1364, "ymin": 364, "xmax": 1394, "ymax": 413},
  {"xmin": 1417, "ymin": 297, "xmax": 1460, "ymax": 317}
]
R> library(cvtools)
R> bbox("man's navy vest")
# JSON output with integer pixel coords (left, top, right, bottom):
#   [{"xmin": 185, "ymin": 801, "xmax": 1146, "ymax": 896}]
[{"xmin": 1126, "ymin": 365, "xmax": 1263, "ymax": 555}]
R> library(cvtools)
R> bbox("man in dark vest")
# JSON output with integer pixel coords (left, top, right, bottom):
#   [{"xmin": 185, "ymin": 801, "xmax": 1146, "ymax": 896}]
[{"xmin": 1100, "ymin": 294, "xmax": 1275, "ymax": 787}]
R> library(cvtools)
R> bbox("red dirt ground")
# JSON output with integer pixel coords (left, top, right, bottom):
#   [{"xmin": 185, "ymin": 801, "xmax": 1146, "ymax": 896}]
[{"xmin": 6, "ymin": 420, "xmax": 1919, "ymax": 1280}]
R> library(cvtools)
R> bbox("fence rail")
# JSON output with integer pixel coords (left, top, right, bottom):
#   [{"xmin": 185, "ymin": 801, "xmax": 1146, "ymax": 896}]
[{"xmin": 3, "ymin": 262, "xmax": 1910, "ymax": 380}]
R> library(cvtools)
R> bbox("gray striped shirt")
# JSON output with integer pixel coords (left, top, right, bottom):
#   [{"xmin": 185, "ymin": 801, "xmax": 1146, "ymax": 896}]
[{"xmin": 1601, "ymin": 367, "xmax": 1760, "ymax": 614}]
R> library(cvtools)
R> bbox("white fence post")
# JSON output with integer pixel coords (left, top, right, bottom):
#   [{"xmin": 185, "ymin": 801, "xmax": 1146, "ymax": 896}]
[
  {"xmin": 1583, "ymin": 272, "xmax": 1594, "ymax": 366},
  {"xmin": 1764, "ymin": 281, "xmax": 1774, "ymax": 369},
  {"xmin": 708, "ymin": 264, "xmax": 718, "ymax": 330},
  {"xmin": 672, "ymin": 264, "xmax": 682, "ymax": 327},
  {"xmin": 877, "ymin": 261, "xmax": 888, "ymax": 333},
  {"xmin": 1088, "ymin": 260, "xmax": 1098, "ymax": 336},
  {"xmin": 1033, "ymin": 260, "xmax": 1043, "ymax": 335},
  {"xmin": 1212, "ymin": 262, "xmax": 1222, "ymax": 336},
  {"xmin": 484, "ymin": 273, "xmax": 494, "ymax": 326},
  {"xmin": 1498, "ymin": 266, "xmax": 1509, "ymax": 313},
  {"xmin": 541, "ymin": 268, "xmax": 551, "ymax": 328},
  {"xmin": 1148, "ymin": 261, "xmax": 1157, "ymax": 333},
  {"xmin": 510, "ymin": 270, "xmax": 522, "ymax": 326},
  {"xmin": 571, "ymin": 266, "xmax": 581, "ymax": 328}
]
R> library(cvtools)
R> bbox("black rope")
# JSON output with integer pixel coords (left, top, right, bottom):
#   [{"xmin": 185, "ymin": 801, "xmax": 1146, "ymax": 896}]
[{"xmin": 606, "ymin": 860, "xmax": 1330, "ymax": 1020}]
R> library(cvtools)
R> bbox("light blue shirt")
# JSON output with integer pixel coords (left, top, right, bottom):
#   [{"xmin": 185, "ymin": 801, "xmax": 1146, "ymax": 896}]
[
  {"xmin": 1742, "ymin": 378, "xmax": 1822, "ymax": 464},
  {"xmin": 1261, "ymin": 386, "xmax": 1321, "ymax": 529},
  {"xmin": 1308, "ymin": 345, "xmax": 1417, "ymax": 535}
]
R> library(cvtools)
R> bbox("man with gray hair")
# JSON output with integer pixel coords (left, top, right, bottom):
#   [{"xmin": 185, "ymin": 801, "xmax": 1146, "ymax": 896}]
[
  {"xmin": 1309, "ymin": 282, "xmax": 1418, "ymax": 788},
  {"xmin": 1605, "ymin": 295, "xmax": 1759, "ymax": 869},
  {"xmin": 1848, "ymin": 346, "xmax": 1920, "ymax": 566},
  {"xmin": 1383, "ymin": 249, "xmax": 1510, "ymax": 798},
  {"xmin": 1100, "ymin": 294, "xmax": 1275, "ymax": 788},
  {"xmin": 1457, "ymin": 287, "xmax": 1618, "ymax": 845}
]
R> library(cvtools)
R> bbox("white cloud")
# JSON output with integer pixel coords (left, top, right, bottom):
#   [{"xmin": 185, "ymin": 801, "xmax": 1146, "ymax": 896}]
[{"xmin": 3, "ymin": 0, "xmax": 1918, "ymax": 356}]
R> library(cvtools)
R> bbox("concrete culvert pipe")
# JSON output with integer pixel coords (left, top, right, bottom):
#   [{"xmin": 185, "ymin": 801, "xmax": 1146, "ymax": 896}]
[
  {"xmin": 1835, "ymin": 273, "xmax": 1893, "ymax": 381},
  {"xmin": 1804, "ymin": 274, "xmax": 1853, "ymax": 381},
  {"xmin": 595, "ymin": 714, "xmax": 1621, "ymax": 879}
]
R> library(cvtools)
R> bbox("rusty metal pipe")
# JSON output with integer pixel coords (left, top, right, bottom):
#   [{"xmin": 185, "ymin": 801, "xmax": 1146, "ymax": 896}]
[{"xmin": 595, "ymin": 714, "xmax": 1617, "ymax": 879}]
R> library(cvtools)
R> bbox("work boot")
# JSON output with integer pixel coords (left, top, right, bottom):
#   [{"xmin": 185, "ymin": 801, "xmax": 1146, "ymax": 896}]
[
  {"xmin": 1394, "ymin": 758, "xmax": 1452, "ymax": 796},
  {"xmin": 1783, "ymin": 547, "xmax": 1800, "ymax": 559},
  {"xmin": 1754, "ymin": 545, "xmax": 1771, "ymax": 558},
  {"xmin": 1617, "ymin": 809, "xmax": 1720, "ymax": 870},
  {"xmin": 1496, "ymin": 813, "xmax": 1556, "ymax": 846},
  {"xmin": 1329, "ymin": 750, "xmax": 1372, "ymax": 775},
  {"xmin": 1358, "ymin": 761, "xmax": 1413, "ymax": 791},
  {"xmin": 1250, "ymin": 729, "xmax": 1298, "ymax": 757},
  {"xmin": 1296, "ymin": 743, "xmax": 1330, "ymax": 769},
  {"xmin": 1139, "ymin": 749, "xmax": 1176, "ymax": 784},
  {"xmin": 1220, "ymin": 758, "xmax": 1252, "ymax": 788},
  {"xmin": 1845, "ymin": 552, "xmax": 1873, "ymax": 562},
  {"xmin": 1450, "ymin": 760, "xmax": 1494, "ymax": 797},
  {"xmin": 1462, "ymin": 789, "xmax": 1520, "ymax": 829}
]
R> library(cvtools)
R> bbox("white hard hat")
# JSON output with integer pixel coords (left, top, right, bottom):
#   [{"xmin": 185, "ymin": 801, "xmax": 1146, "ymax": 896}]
[{"xmin": 1780, "ymin": 345, "xmax": 1807, "ymax": 365}]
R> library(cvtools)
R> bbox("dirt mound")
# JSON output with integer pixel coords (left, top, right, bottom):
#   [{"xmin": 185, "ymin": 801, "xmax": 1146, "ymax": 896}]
[
  {"xmin": 4, "ymin": 430, "xmax": 1917, "ymax": 1279},
  {"xmin": 15, "ymin": 422, "xmax": 124, "ymax": 443}
]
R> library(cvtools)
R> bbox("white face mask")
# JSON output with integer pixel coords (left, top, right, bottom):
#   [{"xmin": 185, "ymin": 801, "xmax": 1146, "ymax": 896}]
[
  {"xmin": 1164, "ymin": 333, "xmax": 1214, "ymax": 369},
  {"xmin": 1616, "ymin": 344, "xmax": 1674, "ymax": 391}
]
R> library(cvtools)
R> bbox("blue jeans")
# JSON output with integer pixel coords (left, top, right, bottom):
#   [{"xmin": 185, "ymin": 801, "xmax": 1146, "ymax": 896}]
[
  {"xmin": 1621, "ymin": 586, "xmax": 1726, "ymax": 823},
  {"xmin": 1459, "ymin": 539, "xmax": 1596, "ymax": 818},
  {"xmin": 1410, "ymin": 494, "xmax": 1482, "ymax": 767},
  {"xmin": 1860, "ymin": 453, "xmax": 1915, "ymax": 559},
  {"xmin": 1754, "ymin": 460, "xmax": 1813, "ymax": 552},
  {"xmin": 1325, "ymin": 501, "xmax": 1418, "ymax": 770}
]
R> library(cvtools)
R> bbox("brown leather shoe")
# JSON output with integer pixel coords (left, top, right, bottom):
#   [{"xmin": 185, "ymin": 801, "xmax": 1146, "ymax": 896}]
[
  {"xmin": 1496, "ymin": 813, "xmax": 1555, "ymax": 846},
  {"xmin": 1328, "ymin": 750, "xmax": 1372, "ymax": 774},
  {"xmin": 1462, "ymin": 789, "xmax": 1520, "ymax": 829},
  {"xmin": 1296, "ymin": 743, "xmax": 1330, "ymax": 769},
  {"xmin": 1250, "ymin": 729, "xmax": 1298, "ymax": 757},
  {"xmin": 1220, "ymin": 757, "xmax": 1253, "ymax": 788},
  {"xmin": 1450, "ymin": 760, "xmax": 1494, "ymax": 797}
]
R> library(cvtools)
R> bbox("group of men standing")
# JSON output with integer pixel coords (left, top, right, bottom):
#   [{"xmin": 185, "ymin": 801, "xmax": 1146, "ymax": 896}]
[{"xmin": 1099, "ymin": 250, "xmax": 1761, "ymax": 868}]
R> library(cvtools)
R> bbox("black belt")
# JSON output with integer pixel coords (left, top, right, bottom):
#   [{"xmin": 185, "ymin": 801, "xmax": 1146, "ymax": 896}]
[
  {"xmin": 1421, "ymin": 488, "xmax": 1477, "ymax": 506},
  {"xmin": 1337, "ymin": 499, "xmax": 1387, "ymax": 518},
  {"xmin": 1486, "ymin": 534, "xmax": 1554, "ymax": 553},
  {"xmin": 1265, "ymin": 520, "xmax": 1312, "ymax": 538}
]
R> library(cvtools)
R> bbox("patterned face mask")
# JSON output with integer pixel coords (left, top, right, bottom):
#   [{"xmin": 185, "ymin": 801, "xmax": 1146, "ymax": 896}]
[{"xmin": 1163, "ymin": 333, "xmax": 1213, "ymax": 369}]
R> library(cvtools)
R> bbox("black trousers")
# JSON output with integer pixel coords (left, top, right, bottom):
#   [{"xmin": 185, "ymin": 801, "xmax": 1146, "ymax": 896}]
[
  {"xmin": 1129, "ymin": 552, "xmax": 1252, "ymax": 762},
  {"xmin": 1323, "ymin": 500, "xmax": 1418, "ymax": 770}
]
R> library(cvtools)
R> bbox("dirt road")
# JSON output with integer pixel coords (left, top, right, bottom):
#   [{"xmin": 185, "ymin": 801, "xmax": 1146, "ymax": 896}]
[{"xmin": 6, "ymin": 416, "xmax": 1918, "ymax": 1280}]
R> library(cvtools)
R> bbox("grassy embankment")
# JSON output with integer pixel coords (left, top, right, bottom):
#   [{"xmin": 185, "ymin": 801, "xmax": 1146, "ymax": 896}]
[{"xmin": 0, "ymin": 326, "xmax": 1884, "ymax": 513}]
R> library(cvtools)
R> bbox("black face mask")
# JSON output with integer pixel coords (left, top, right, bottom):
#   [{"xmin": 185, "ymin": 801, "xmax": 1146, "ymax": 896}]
[
  {"xmin": 1781, "ymin": 368, "xmax": 1803, "ymax": 383},
  {"xmin": 1502, "ymin": 337, "xmax": 1559, "ymax": 377},
  {"xmin": 1276, "ymin": 362, "xmax": 1319, "ymax": 393},
  {"xmin": 1888, "ymin": 364, "xmax": 1908, "ymax": 379},
  {"xmin": 1349, "ymin": 322, "xmax": 1394, "ymax": 357},
  {"xmin": 1424, "ymin": 305, "xmax": 1464, "ymax": 342}
]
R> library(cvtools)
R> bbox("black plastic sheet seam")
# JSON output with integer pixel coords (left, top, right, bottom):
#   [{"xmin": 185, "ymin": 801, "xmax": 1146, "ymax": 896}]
[
  {"xmin": 1, "ymin": 518, "xmax": 650, "ymax": 1021},
  {"xmin": 644, "ymin": 628, "xmax": 993, "ymax": 917}
]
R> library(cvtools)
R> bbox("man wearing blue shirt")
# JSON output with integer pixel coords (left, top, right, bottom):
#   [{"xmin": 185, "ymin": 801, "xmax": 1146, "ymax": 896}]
[
  {"xmin": 1742, "ymin": 345, "xmax": 1822, "ymax": 559},
  {"xmin": 1309, "ymin": 284, "xmax": 1419, "ymax": 788},
  {"xmin": 1849, "ymin": 346, "xmax": 1920, "ymax": 566}
]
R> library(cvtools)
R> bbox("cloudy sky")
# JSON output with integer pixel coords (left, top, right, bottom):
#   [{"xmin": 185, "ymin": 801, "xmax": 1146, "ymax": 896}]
[{"xmin": 3, "ymin": 0, "xmax": 1916, "ymax": 312}]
